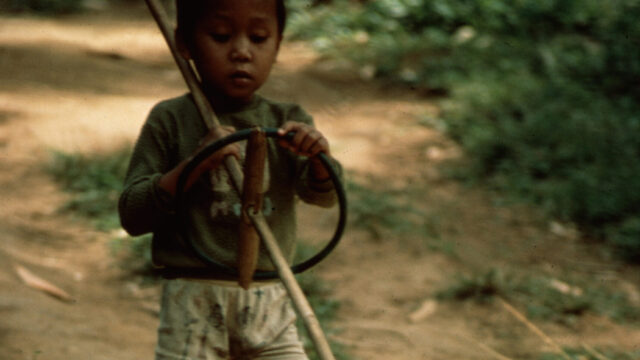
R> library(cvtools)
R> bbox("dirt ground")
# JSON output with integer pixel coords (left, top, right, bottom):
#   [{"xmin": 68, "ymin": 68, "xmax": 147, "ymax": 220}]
[{"xmin": 1, "ymin": 4, "xmax": 639, "ymax": 360}]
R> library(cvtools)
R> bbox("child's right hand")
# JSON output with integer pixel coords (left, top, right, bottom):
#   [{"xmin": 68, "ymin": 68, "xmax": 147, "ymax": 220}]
[
  {"xmin": 193, "ymin": 125, "xmax": 241, "ymax": 174},
  {"xmin": 158, "ymin": 126, "xmax": 240, "ymax": 196}
]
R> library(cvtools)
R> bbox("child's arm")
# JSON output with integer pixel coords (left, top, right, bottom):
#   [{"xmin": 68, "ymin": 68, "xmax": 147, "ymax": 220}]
[
  {"xmin": 157, "ymin": 125, "xmax": 241, "ymax": 196},
  {"xmin": 119, "ymin": 106, "xmax": 239, "ymax": 237}
]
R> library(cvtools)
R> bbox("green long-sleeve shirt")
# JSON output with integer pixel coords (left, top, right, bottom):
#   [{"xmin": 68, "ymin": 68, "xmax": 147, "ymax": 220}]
[{"xmin": 118, "ymin": 94, "xmax": 341, "ymax": 277}]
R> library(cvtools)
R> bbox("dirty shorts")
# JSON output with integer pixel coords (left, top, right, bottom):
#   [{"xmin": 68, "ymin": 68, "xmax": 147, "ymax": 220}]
[{"xmin": 155, "ymin": 278, "xmax": 309, "ymax": 360}]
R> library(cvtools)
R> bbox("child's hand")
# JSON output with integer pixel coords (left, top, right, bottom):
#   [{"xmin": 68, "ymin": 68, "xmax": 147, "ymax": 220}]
[
  {"xmin": 277, "ymin": 122, "xmax": 331, "ymax": 158},
  {"xmin": 194, "ymin": 126, "xmax": 241, "ymax": 173},
  {"xmin": 278, "ymin": 122, "xmax": 332, "ymax": 181},
  {"xmin": 158, "ymin": 126, "xmax": 241, "ymax": 196}
]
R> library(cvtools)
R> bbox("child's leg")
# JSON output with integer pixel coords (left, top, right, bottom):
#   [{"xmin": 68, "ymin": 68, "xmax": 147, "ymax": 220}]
[
  {"xmin": 250, "ymin": 323, "xmax": 309, "ymax": 360},
  {"xmin": 155, "ymin": 279, "xmax": 232, "ymax": 360},
  {"xmin": 229, "ymin": 282, "xmax": 308, "ymax": 360},
  {"xmin": 154, "ymin": 279, "xmax": 308, "ymax": 359}
]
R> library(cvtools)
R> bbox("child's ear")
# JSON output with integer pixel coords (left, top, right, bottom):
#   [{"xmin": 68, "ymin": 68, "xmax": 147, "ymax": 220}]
[{"xmin": 175, "ymin": 28, "xmax": 191, "ymax": 60}]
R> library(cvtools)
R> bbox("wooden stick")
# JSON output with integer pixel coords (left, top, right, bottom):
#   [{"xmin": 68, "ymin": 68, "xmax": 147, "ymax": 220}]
[
  {"xmin": 249, "ymin": 211, "xmax": 337, "ymax": 360},
  {"xmin": 144, "ymin": 1, "xmax": 337, "ymax": 359},
  {"xmin": 238, "ymin": 128, "xmax": 266, "ymax": 289},
  {"xmin": 497, "ymin": 297, "xmax": 572, "ymax": 360},
  {"xmin": 144, "ymin": 0, "xmax": 244, "ymax": 194}
]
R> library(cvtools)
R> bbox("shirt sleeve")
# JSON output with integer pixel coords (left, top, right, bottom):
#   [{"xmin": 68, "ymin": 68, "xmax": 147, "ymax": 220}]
[
  {"xmin": 287, "ymin": 105, "xmax": 344, "ymax": 208},
  {"xmin": 118, "ymin": 104, "xmax": 177, "ymax": 236}
]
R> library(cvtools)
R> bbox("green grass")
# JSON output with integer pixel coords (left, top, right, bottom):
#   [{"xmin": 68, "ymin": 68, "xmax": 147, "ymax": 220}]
[
  {"xmin": 435, "ymin": 269, "xmax": 503, "ymax": 303},
  {"xmin": 46, "ymin": 144, "xmax": 160, "ymax": 279},
  {"xmin": 294, "ymin": 243, "xmax": 350, "ymax": 360},
  {"xmin": 346, "ymin": 177, "xmax": 458, "ymax": 258},
  {"xmin": 436, "ymin": 268, "xmax": 640, "ymax": 325},
  {"xmin": 4, "ymin": 0, "xmax": 84, "ymax": 14},
  {"xmin": 286, "ymin": 0, "xmax": 640, "ymax": 263},
  {"xmin": 540, "ymin": 347, "xmax": 640, "ymax": 360},
  {"xmin": 46, "ymin": 145, "xmax": 131, "ymax": 231},
  {"xmin": 346, "ymin": 178, "xmax": 423, "ymax": 239},
  {"xmin": 295, "ymin": 272, "xmax": 350, "ymax": 360}
]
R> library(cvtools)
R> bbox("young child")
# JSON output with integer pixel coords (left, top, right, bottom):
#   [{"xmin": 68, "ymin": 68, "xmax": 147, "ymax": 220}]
[{"xmin": 118, "ymin": 0, "xmax": 341, "ymax": 359}]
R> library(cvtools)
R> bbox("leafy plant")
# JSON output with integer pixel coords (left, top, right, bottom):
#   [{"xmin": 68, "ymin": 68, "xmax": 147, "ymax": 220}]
[
  {"xmin": 288, "ymin": 0, "xmax": 640, "ymax": 262},
  {"xmin": 540, "ymin": 347, "xmax": 640, "ymax": 360},
  {"xmin": 435, "ymin": 268, "xmax": 504, "ymax": 303},
  {"xmin": 3, "ymin": 0, "xmax": 84, "ymax": 13},
  {"xmin": 346, "ymin": 178, "xmax": 425, "ymax": 239},
  {"xmin": 47, "ymin": 145, "xmax": 131, "ymax": 230},
  {"xmin": 294, "ymin": 243, "xmax": 350, "ymax": 360},
  {"xmin": 436, "ymin": 268, "xmax": 640, "ymax": 324}
]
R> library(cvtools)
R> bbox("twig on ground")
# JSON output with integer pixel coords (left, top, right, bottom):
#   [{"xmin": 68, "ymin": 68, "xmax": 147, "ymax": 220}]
[
  {"xmin": 582, "ymin": 344, "xmax": 613, "ymax": 360},
  {"xmin": 408, "ymin": 299, "xmax": 438, "ymax": 323},
  {"xmin": 455, "ymin": 332, "xmax": 515, "ymax": 360},
  {"xmin": 497, "ymin": 297, "xmax": 572, "ymax": 360},
  {"xmin": 15, "ymin": 264, "xmax": 75, "ymax": 303}
]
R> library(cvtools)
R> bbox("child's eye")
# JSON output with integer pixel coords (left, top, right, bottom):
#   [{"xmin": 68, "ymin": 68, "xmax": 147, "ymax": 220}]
[
  {"xmin": 211, "ymin": 33, "xmax": 231, "ymax": 43},
  {"xmin": 250, "ymin": 34, "xmax": 268, "ymax": 44}
]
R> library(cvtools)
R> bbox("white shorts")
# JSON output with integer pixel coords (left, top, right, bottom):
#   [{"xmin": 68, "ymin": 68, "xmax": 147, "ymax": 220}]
[{"xmin": 155, "ymin": 278, "xmax": 309, "ymax": 360}]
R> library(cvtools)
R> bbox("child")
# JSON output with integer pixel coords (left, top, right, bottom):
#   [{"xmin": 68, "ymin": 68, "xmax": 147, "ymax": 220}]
[{"xmin": 118, "ymin": 0, "xmax": 341, "ymax": 359}]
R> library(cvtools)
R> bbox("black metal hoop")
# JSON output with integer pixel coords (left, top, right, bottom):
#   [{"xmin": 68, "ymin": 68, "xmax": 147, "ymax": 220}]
[{"xmin": 175, "ymin": 127, "xmax": 347, "ymax": 280}]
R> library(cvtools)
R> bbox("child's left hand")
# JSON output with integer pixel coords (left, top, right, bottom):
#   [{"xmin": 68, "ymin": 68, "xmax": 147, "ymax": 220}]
[{"xmin": 277, "ymin": 122, "xmax": 331, "ymax": 158}]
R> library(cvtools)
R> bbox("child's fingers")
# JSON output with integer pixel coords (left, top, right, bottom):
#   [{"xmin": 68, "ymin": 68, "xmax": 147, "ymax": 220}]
[
  {"xmin": 278, "ymin": 121, "xmax": 309, "ymax": 141},
  {"xmin": 291, "ymin": 129, "xmax": 310, "ymax": 153},
  {"xmin": 202, "ymin": 145, "xmax": 239, "ymax": 171},
  {"xmin": 199, "ymin": 126, "xmax": 236, "ymax": 149},
  {"xmin": 298, "ymin": 130, "xmax": 320, "ymax": 155},
  {"xmin": 198, "ymin": 133, "xmax": 241, "ymax": 170},
  {"xmin": 217, "ymin": 142, "xmax": 242, "ymax": 162},
  {"xmin": 309, "ymin": 138, "xmax": 329, "ymax": 157},
  {"xmin": 277, "ymin": 121, "xmax": 300, "ymax": 135},
  {"xmin": 278, "ymin": 122, "xmax": 326, "ymax": 154},
  {"xmin": 226, "ymin": 143, "xmax": 242, "ymax": 160}
]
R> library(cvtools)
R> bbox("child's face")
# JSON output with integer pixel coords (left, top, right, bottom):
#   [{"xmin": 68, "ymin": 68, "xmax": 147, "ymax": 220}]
[{"xmin": 180, "ymin": 0, "xmax": 281, "ymax": 104}]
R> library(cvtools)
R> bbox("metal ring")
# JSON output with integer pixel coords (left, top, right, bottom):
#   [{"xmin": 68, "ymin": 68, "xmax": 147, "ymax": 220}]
[{"xmin": 175, "ymin": 127, "xmax": 347, "ymax": 279}]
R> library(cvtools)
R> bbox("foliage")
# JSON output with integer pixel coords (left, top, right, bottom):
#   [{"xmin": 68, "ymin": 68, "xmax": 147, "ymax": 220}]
[
  {"xmin": 435, "ymin": 268, "xmax": 640, "ymax": 324},
  {"xmin": 287, "ymin": 0, "xmax": 640, "ymax": 262},
  {"xmin": 2, "ymin": 0, "xmax": 84, "ymax": 13},
  {"xmin": 540, "ymin": 348, "xmax": 640, "ymax": 360},
  {"xmin": 46, "ymin": 145, "xmax": 164, "ymax": 278},
  {"xmin": 47, "ymin": 145, "xmax": 131, "ymax": 231},
  {"xmin": 110, "ymin": 233, "xmax": 155, "ymax": 278},
  {"xmin": 346, "ymin": 178, "xmax": 425, "ymax": 239},
  {"xmin": 295, "ymin": 244, "xmax": 349, "ymax": 359},
  {"xmin": 435, "ymin": 268, "xmax": 503, "ymax": 303},
  {"xmin": 296, "ymin": 270, "xmax": 349, "ymax": 360}
]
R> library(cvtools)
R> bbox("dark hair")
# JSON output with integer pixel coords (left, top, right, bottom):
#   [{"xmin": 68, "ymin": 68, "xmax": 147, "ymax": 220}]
[{"xmin": 176, "ymin": 0, "xmax": 286, "ymax": 37}]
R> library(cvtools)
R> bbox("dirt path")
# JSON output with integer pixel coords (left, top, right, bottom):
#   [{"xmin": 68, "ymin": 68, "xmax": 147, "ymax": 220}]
[{"xmin": 1, "ymin": 5, "xmax": 639, "ymax": 360}]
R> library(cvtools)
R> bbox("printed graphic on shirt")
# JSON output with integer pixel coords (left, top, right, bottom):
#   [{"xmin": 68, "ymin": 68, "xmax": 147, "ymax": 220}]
[{"xmin": 208, "ymin": 141, "xmax": 273, "ymax": 220}]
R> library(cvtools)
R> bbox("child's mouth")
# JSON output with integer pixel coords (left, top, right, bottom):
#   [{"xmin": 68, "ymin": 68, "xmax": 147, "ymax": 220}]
[{"xmin": 230, "ymin": 71, "xmax": 253, "ymax": 86}]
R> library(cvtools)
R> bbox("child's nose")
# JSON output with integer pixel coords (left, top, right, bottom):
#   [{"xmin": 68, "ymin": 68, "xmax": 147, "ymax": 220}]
[{"xmin": 230, "ymin": 37, "xmax": 252, "ymax": 62}]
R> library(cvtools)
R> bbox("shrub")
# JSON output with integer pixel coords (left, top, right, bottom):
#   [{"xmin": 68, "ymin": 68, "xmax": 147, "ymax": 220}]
[
  {"xmin": 288, "ymin": 0, "xmax": 640, "ymax": 262},
  {"xmin": 436, "ymin": 269, "xmax": 640, "ymax": 324},
  {"xmin": 2, "ymin": 0, "xmax": 84, "ymax": 13},
  {"xmin": 47, "ymin": 145, "xmax": 131, "ymax": 230}
]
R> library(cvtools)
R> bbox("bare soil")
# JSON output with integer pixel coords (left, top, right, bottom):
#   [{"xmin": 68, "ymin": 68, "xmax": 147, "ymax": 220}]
[{"xmin": 1, "ymin": 4, "xmax": 639, "ymax": 360}]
